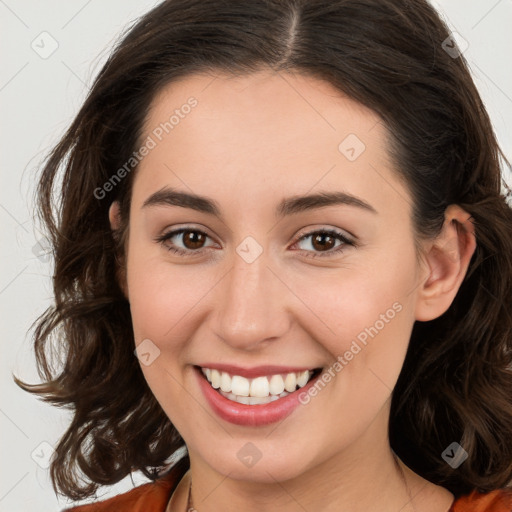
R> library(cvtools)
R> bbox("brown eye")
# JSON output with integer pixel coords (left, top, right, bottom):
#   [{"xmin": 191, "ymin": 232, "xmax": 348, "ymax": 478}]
[
  {"xmin": 155, "ymin": 228, "xmax": 215, "ymax": 256},
  {"xmin": 311, "ymin": 232, "xmax": 337, "ymax": 252},
  {"xmin": 294, "ymin": 229, "xmax": 354, "ymax": 259},
  {"xmin": 182, "ymin": 230, "xmax": 207, "ymax": 250}
]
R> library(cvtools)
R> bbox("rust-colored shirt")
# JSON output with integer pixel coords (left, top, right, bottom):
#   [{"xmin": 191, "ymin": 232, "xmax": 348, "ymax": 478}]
[{"xmin": 64, "ymin": 465, "xmax": 512, "ymax": 512}]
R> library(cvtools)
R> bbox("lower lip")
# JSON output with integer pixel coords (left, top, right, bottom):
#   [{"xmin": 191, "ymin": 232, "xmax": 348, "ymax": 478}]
[{"xmin": 194, "ymin": 366, "xmax": 322, "ymax": 426}]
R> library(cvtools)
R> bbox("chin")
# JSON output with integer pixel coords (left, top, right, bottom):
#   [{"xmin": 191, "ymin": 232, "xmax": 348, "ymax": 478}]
[{"xmin": 193, "ymin": 440, "xmax": 317, "ymax": 483}]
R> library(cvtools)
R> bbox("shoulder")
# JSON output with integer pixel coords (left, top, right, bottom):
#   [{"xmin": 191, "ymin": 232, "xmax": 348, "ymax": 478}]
[
  {"xmin": 62, "ymin": 461, "xmax": 188, "ymax": 512},
  {"xmin": 451, "ymin": 489, "xmax": 512, "ymax": 512},
  {"xmin": 62, "ymin": 477, "xmax": 172, "ymax": 512}
]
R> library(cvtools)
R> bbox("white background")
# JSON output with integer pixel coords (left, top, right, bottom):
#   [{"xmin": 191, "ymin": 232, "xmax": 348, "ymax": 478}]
[{"xmin": 1, "ymin": 1, "xmax": 511, "ymax": 510}]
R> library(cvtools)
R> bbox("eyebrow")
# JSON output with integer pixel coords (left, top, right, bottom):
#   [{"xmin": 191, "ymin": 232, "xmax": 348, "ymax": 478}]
[{"xmin": 142, "ymin": 186, "xmax": 378, "ymax": 217}]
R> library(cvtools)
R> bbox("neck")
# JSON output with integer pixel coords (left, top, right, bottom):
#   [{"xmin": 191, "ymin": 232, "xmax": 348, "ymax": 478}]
[{"xmin": 182, "ymin": 405, "xmax": 450, "ymax": 512}]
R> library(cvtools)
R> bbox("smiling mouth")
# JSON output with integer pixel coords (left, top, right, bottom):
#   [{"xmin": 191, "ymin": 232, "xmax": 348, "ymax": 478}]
[{"xmin": 198, "ymin": 366, "xmax": 323, "ymax": 405}]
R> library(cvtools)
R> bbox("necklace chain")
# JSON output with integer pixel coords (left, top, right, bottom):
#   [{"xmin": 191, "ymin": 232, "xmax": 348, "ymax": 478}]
[{"xmin": 187, "ymin": 479, "xmax": 196, "ymax": 512}]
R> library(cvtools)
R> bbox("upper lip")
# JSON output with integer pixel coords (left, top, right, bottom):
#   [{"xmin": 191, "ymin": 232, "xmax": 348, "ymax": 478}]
[{"xmin": 195, "ymin": 363, "xmax": 321, "ymax": 379}]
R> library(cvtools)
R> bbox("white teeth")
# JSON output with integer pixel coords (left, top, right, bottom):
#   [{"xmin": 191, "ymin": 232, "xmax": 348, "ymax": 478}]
[
  {"xmin": 210, "ymin": 369, "xmax": 221, "ymax": 389},
  {"xmin": 231, "ymin": 375, "xmax": 250, "ymax": 396},
  {"xmin": 284, "ymin": 373, "xmax": 297, "ymax": 392},
  {"xmin": 250, "ymin": 376, "xmax": 269, "ymax": 398},
  {"xmin": 249, "ymin": 396, "xmax": 272, "ymax": 405},
  {"xmin": 236, "ymin": 395, "xmax": 250, "ymax": 405},
  {"xmin": 220, "ymin": 390, "xmax": 291, "ymax": 405},
  {"xmin": 201, "ymin": 367, "xmax": 317, "ymax": 404},
  {"xmin": 220, "ymin": 372, "xmax": 231, "ymax": 392},
  {"xmin": 269, "ymin": 374, "xmax": 285, "ymax": 395},
  {"xmin": 297, "ymin": 370, "xmax": 309, "ymax": 388}
]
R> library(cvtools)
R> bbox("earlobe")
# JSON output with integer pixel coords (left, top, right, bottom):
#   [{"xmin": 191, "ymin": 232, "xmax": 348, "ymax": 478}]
[
  {"xmin": 109, "ymin": 201, "xmax": 122, "ymax": 231},
  {"xmin": 108, "ymin": 200, "xmax": 129, "ymax": 299},
  {"xmin": 415, "ymin": 205, "xmax": 477, "ymax": 322}
]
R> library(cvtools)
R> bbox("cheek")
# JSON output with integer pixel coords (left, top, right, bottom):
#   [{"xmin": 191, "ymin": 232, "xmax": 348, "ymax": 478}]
[
  {"xmin": 126, "ymin": 244, "xmax": 213, "ymax": 343},
  {"xmin": 288, "ymin": 253, "xmax": 418, "ymax": 408},
  {"xmin": 125, "ymin": 251, "xmax": 208, "ymax": 417},
  {"xmin": 289, "ymin": 263, "xmax": 415, "ymax": 357},
  {"xmin": 289, "ymin": 269, "xmax": 415, "ymax": 441}
]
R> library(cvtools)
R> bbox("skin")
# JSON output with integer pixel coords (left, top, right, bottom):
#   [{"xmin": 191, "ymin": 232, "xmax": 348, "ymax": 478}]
[{"xmin": 109, "ymin": 69, "xmax": 476, "ymax": 512}]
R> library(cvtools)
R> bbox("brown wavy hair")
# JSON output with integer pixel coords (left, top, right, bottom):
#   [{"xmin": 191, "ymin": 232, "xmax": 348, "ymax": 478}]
[{"xmin": 16, "ymin": 0, "xmax": 512, "ymax": 501}]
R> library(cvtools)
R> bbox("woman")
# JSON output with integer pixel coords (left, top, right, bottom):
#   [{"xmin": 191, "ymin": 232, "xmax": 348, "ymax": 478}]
[{"xmin": 16, "ymin": 0, "xmax": 512, "ymax": 510}]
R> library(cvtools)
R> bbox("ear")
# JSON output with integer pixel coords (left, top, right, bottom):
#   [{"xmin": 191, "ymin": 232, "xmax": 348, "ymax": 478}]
[
  {"xmin": 108, "ymin": 201, "xmax": 129, "ymax": 299},
  {"xmin": 415, "ymin": 205, "xmax": 477, "ymax": 322},
  {"xmin": 109, "ymin": 200, "xmax": 122, "ymax": 231}
]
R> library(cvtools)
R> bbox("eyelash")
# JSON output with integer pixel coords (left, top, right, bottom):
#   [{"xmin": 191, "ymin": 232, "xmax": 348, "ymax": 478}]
[{"xmin": 154, "ymin": 227, "xmax": 355, "ymax": 259}]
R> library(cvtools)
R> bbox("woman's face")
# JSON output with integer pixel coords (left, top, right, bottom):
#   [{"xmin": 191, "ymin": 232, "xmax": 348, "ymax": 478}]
[{"xmin": 118, "ymin": 69, "xmax": 431, "ymax": 482}]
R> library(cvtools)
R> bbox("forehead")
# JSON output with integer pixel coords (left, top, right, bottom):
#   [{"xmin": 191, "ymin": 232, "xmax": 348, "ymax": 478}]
[
  {"xmin": 131, "ymin": 69, "xmax": 411, "ymax": 223},
  {"xmin": 143, "ymin": 69, "xmax": 382, "ymax": 152}
]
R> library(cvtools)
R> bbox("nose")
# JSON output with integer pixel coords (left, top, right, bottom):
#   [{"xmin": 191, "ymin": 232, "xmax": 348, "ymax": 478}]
[{"xmin": 212, "ymin": 247, "xmax": 291, "ymax": 351}]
